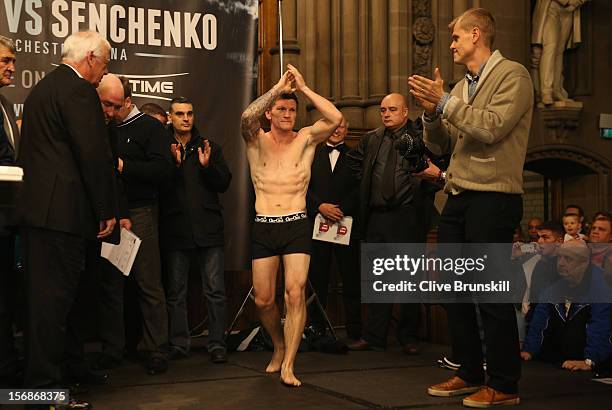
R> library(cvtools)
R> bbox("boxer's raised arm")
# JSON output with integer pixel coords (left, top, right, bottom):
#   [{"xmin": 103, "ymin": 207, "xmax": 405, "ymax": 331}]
[
  {"xmin": 241, "ymin": 71, "xmax": 294, "ymax": 144},
  {"xmin": 286, "ymin": 64, "xmax": 342, "ymax": 146}
]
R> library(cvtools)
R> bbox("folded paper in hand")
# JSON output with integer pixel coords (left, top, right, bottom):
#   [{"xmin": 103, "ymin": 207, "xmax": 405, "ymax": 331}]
[
  {"xmin": 100, "ymin": 227, "xmax": 141, "ymax": 276},
  {"xmin": 0, "ymin": 166, "xmax": 23, "ymax": 182},
  {"xmin": 312, "ymin": 213, "xmax": 352, "ymax": 246}
]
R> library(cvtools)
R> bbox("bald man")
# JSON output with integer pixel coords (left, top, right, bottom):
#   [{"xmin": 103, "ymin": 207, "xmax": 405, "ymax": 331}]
[
  {"xmin": 78, "ymin": 74, "xmax": 133, "ymax": 370},
  {"xmin": 347, "ymin": 92, "xmax": 438, "ymax": 353},
  {"xmin": 98, "ymin": 74, "xmax": 125, "ymax": 124},
  {"xmin": 521, "ymin": 240, "xmax": 612, "ymax": 373},
  {"xmin": 58, "ymin": 74, "xmax": 134, "ymax": 388}
]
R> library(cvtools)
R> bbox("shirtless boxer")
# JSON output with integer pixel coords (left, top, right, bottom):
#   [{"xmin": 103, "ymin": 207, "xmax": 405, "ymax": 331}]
[{"xmin": 240, "ymin": 64, "xmax": 342, "ymax": 386}]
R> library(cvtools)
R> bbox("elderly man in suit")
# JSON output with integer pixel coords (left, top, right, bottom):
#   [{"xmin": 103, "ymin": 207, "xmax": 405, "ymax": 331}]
[
  {"xmin": 0, "ymin": 34, "xmax": 20, "ymax": 388},
  {"xmin": 0, "ymin": 36, "xmax": 18, "ymax": 165},
  {"xmin": 17, "ymin": 31, "xmax": 117, "ymax": 394}
]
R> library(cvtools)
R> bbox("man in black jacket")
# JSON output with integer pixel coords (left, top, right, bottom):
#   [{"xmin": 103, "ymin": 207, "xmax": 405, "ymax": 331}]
[
  {"xmin": 160, "ymin": 97, "xmax": 232, "ymax": 363},
  {"xmin": 17, "ymin": 31, "xmax": 117, "ymax": 390},
  {"xmin": 0, "ymin": 35, "xmax": 18, "ymax": 166},
  {"xmin": 306, "ymin": 117, "xmax": 361, "ymax": 340},
  {"xmin": 347, "ymin": 93, "xmax": 437, "ymax": 353},
  {"xmin": 0, "ymin": 34, "xmax": 20, "ymax": 388},
  {"xmin": 114, "ymin": 77, "xmax": 173, "ymax": 375}
]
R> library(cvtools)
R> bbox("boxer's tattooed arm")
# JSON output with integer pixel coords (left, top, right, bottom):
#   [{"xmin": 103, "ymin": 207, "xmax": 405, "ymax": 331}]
[{"xmin": 240, "ymin": 86, "xmax": 283, "ymax": 142}]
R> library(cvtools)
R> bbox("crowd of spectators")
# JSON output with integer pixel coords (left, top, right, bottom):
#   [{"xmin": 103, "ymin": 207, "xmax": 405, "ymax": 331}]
[{"xmin": 513, "ymin": 206, "xmax": 612, "ymax": 375}]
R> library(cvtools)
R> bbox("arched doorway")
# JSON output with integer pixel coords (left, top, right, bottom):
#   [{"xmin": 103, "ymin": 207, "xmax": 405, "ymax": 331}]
[{"xmin": 524, "ymin": 146, "xmax": 610, "ymax": 223}]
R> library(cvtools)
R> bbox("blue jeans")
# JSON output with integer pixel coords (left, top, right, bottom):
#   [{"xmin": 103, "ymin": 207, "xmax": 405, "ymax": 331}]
[{"xmin": 164, "ymin": 247, "xmax": 226, "ymax": 353}]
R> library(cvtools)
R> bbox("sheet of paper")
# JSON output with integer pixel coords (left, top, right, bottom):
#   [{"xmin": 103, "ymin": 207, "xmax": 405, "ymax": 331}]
[
  {"xmin": 312, "ymin": 213, "xmax": 353, "ymax": 246},
  {"xmin": 0, "ymin": 166, "xmax": 23, "ymax": 182},
  {"xmin": 100, "ymin": 227, "xmax": 141, "ymax": 276}
]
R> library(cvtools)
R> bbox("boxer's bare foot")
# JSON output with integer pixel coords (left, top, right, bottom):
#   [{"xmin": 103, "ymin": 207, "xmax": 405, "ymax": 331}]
[
  {"xmin": 280, "ymin": 365, "xmax": 301, "ymax": 387},
  {"xmin": 265, "ymin": 347, "xmax": 284, "ymax": 373}
]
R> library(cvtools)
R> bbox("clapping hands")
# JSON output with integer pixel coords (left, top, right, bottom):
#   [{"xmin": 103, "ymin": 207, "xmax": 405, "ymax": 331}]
[{"xmin": 275, "ymin": 64, "xmax": 307, "ymax": 94}]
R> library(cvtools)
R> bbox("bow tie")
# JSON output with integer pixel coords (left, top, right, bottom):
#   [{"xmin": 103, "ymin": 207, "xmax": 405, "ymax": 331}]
[{"xmin": 325, "ymin": 144, "xmax": 345, "ymax": 153}]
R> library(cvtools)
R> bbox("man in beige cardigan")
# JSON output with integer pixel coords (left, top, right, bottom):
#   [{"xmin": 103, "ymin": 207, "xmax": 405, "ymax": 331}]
[{"xmin": 409, "ymin": 7, "xmax": 533, "ymax": 408}]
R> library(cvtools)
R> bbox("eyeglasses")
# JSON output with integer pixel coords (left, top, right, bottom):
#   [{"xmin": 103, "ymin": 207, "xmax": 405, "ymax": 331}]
[
  {"xmin": 95, "ymin": 55, "xmax": 110, "ymax": 66},
  {"xmin": 89, "ymin": 51, "xmax": 109, "ymax": 67}
]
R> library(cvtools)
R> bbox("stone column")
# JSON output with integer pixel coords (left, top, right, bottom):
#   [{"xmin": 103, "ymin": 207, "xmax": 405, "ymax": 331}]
[
  {"xmin": 388, "ymin": 0, "xmax": 409, "ymax": 94},
  {"xmin": 303, "ymin": 0, "xmax": 333, "ymax": 125},
  {"xmin": 361, "ymin": 0, "xmax": 388, "ymax": 127},
  {"xmin": 339, "ymin": 0, "xmax": 360, "ymax": 99}
]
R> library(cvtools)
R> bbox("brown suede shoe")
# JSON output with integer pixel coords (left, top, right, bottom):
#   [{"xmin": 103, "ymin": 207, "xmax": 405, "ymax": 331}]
[
  {"xmin": 462, "ymin": 387, "xmax": 520, "ymax": 408},
  {"xmin": 347, "ymin": 338, "xmax": 385, "ymax": 351},
  {"xmin": 427, "ymin": 376, "xmax": 482, "ymax": 397},
  {"xmin": 402, "ymin": 343, "xmax": 421, "ymax": 355}
]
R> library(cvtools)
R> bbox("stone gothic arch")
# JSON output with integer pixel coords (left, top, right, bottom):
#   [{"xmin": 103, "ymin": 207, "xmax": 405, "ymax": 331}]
[{"xmin": 525, "ymin": 145, "xmax": 610, "ymax": 218}]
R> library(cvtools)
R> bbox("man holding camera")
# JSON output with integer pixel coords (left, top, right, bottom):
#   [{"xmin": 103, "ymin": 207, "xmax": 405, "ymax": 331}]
[{"xmin": 347, "ymin": 93, "xmax": 438, "ymax": 353}]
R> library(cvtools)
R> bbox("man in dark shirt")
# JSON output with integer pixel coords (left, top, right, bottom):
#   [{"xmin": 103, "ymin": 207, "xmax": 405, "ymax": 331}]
[
  {"xmin": 114, "ymin": 76, "xmax": 173, "ymax": 375},
  {"xmin": 160, "ymin": 97, "xmax": 232, "ymax": 363},
  {"xmin": 347, "ymin": 93, "xmax": 437, "ymax": 353}
]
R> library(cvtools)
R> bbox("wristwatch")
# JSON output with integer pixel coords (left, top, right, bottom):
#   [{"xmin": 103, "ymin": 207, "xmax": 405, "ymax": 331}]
[
  {"xmin": 437, "ymin": 170, "xmax": 447, "ymax": 185},
  {"xmin": 585, "ymin": 358, "xmax": 594, "ymax": 370}
]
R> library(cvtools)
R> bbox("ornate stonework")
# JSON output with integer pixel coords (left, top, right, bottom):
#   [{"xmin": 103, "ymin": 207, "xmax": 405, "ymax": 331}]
[
  {"xmin": 412, "ymin": 0, "xmax": 434, "ymax": 79},
  {"xmin": 413, "ymin": 17, "xmax": 435, "ymax": 45},
  {"xmin": 526, "ymin": 145, "xmax": 609, "ymax": 175},
  {"xmin": 412, "ymin": 0, "xmax": 430, "ymax": 18},
  {"xmin": 538, "ymin": 107, "xmax": 583, "ymax": 141}
]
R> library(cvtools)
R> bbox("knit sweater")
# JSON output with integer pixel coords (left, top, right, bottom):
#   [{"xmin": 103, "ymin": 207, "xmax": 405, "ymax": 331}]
[
  {"xmin": 116, "ymin": 111, "xmax": 173, "ymax": 208},
  {"xmin": 423, "ymin": 50, "xmax": 534, "ymax": 194}
]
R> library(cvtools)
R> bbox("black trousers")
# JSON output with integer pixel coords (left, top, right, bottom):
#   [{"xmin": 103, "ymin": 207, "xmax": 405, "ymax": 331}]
[
  {"xmin": 308, "ymin": 238, "xmax": 362, "ymax": 339},
  {"xmin": 363, "ymin": 206, "xmax": 429, "ymax": 348},
  {"xmin": 438, "ymin": 191, "xmax": 523, "ymax": 394},
  {"xmin": 0, "ymin": 234, "xmax": 19, "ymax": 384},
  {"xmin": 22, "ymin": 227, "xmax": 86, "ymax": 388},
  {"xmin": 94, "ymin": 250, "xmax": 126, "ymax": 359},
  {"xmin": 63, "ymin": 241, "xmax": 126, "ymax": 378},
  {"xmin": 128, "ymin": 205, "xmax": 168, "ymax": 358}
]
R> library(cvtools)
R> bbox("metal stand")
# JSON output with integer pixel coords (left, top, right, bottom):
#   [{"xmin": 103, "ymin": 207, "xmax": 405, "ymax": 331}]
[
  {"xmin": 225, "ymin": 0, "xmax": 339, "ymax": 344},
  {"xmin": 278, "ymin": 0, "xmax": 284, "ymax": 76},
  {"xmin": 189, "ymin": 314, "xmax": 209, "ymax": 337},
  {"xmin": 225, "ymin": 279, "xmax": 338, "ymax": 341}
]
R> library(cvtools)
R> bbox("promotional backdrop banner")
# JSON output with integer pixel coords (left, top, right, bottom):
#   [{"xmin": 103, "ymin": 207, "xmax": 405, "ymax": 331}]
[{"xmin": 0, "ymin": 0, "xmax": 258, "ymax": 270}]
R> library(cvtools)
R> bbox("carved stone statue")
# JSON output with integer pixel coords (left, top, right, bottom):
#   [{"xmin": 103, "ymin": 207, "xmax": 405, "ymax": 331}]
[{"xmin": 531, "ymin": 0, "xmax": 586, "ymax": 107}]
